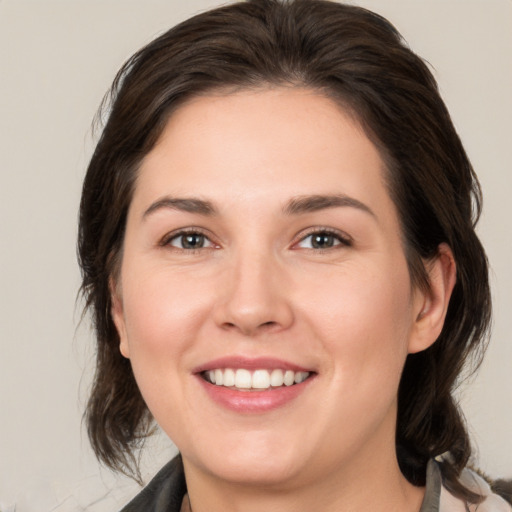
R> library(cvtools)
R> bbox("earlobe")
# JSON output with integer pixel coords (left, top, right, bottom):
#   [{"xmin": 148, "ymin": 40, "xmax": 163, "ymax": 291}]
[
  {"xmin": 408, "ymin": 243, "xmax": 457, "ymax": 354},
  {"xmin": 110, "ymin": 278, "xmax": 130, "ymax": 359}
]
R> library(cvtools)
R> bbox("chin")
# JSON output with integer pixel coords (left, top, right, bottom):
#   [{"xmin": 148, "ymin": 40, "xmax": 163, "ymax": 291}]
[
  {"xmin": 182, "ymin": 434, "xmax": 310, "ymax": 488},
  {"xmin": 209, "ymin": 457, "xmax": 304, "ymax": 487}
]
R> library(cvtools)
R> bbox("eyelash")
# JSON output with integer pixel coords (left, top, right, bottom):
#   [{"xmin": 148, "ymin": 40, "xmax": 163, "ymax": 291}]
[
  {"xmin": 159, "ymin": 228, "xmax": 216, "ymax": 253},
  {"xmin": 292, "ymin": 227, "xmax": 353, "ymax": 251},
  {"xmin": 159, "ymin": 227, "xmax": 352, "ymax": 253}
]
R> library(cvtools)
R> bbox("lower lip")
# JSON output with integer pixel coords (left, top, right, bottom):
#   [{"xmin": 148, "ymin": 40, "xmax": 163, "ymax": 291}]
[{"xmin": 196, "ymin": 375, "xmax": 314, "ymax": 413}]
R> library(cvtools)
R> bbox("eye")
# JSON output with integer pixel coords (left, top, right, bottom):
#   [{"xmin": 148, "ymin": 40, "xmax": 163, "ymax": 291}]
[
  {"xmin": 295, "ymin": 229, "xmax": 352, "ymax": 250},
  {"xmin": 162, "ymin": 230, "xmax": 215, "ymax": 250}
]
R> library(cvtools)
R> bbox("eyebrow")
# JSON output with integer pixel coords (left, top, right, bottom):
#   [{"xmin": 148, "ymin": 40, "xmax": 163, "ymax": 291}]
[
  {"xmin": 283, "ymin": 194, "xmax": 376, "ymax": 218},
  {"xmin": 143, "ymin": 197, "xmax": 217, "ymax": 218},
  {"xmin": 142, "ymin": 193, "xmax": 375, "ymax": 219}
]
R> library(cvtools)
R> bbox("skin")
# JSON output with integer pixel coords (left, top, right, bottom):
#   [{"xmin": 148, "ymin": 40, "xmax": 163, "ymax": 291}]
[{"xmin": 112, "ymin": 88, "xmax": 456, "ymax": 512}]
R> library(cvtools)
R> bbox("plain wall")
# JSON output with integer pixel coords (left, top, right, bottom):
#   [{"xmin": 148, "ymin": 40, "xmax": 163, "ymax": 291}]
[{"xmin": 0, "ymin": 0, "xmax": 510, "ymax": 510}]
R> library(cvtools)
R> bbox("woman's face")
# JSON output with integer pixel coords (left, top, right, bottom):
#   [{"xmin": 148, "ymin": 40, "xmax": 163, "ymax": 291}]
[{"xmin": 112, "ymin": 88, "xmax": 435, "ymax": 488}]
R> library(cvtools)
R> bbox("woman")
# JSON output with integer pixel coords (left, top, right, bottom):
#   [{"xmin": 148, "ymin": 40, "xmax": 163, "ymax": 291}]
[{"xmin": 78, "ymin": 0, "xmax": 510, "ymax": 510}]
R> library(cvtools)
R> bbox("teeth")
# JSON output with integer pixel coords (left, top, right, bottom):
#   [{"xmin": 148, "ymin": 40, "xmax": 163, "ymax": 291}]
[
  {"xmin": 284, "ymin": 370, "xmax": 295, "ymax": 386},
  {"xmin": 204, "ymin": 368, "xmax": 311, "ymax": 390},
  {"xmin": 295, "ymin": 371, "xmax": 309, "ymax": 384},
  {"xmin": 252, "ymin": 369, "xmax": 270, "ymax": 389},
  {"xmin": 235, "ymin": 369, "xmax": 252, "ymax": 389},
  {"xmin": 223, "ymin": 368, "xmax": 235, "ymax": 387},
  {"xmin": 270, "ymin": 369, "xmax": 284, "ymax": 387}
]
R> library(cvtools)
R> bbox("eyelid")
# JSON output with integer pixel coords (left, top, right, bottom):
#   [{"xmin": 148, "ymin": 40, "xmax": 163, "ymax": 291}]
[
  {"xmin": 158, "ymin": 225, "xmax": 352, "ymax": 251},
  {"xmin": 159, "ymin": 227, "xmax": 218, "ymax": 249},
  {"xmin": 291, "ymin": 226, "xmax": 353, "ymax": 250}
]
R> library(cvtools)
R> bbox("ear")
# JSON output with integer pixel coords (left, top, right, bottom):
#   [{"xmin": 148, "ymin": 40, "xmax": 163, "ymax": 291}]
[
  {"xmin": 110, "ymin": 277, "xmax": 130, "ymax": 359},
  {"xmin": 408, "ymin": 243, "xmax": 457, "ymax": 354}
]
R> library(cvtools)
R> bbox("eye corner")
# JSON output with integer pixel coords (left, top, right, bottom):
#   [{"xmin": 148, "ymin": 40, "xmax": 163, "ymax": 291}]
[
  {"xmin": 158, "ymin": 227, "xmax": 220, "ymax": 252},
  {"xmin": 291, "ymin": 227, "xmax": 353, "ymax": 251}
]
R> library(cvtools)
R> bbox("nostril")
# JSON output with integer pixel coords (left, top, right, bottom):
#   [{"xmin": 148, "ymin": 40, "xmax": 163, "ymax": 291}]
[{"xmin": 221, "ymin": 320, "xmax": 280, "ymax": 335}]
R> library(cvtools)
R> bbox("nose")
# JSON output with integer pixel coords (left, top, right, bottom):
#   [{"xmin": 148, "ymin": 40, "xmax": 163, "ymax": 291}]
[{"xmin": 213, "ymin": 248, "xmax": 294, "ymax": 337}]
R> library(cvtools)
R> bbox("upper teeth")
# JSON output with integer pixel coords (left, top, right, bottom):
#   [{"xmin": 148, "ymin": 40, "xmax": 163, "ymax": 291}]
[{"xmin": 205, "ymin": 368, "xmax": 310, "ymax": 390}]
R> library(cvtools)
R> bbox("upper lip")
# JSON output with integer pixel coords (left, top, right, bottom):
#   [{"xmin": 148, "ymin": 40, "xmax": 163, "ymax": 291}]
[{"xmin": 192, "ymin": 356, "xmax": 314, "ymax": 374}]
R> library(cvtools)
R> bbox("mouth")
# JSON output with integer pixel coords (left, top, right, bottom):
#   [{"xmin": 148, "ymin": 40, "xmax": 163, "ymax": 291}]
[
  {"xmin": 194, "ymin": 357, "xmax": 316, "ymax": 412},
  {"xmin": 201, "ymin": 368, "xmax": 312, "ymax": 391}
]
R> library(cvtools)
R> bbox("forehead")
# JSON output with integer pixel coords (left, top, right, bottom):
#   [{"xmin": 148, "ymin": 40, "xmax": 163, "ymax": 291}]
[{"xmin": 132, "ymin": 88, "xmax": 395, "ymax": 223}]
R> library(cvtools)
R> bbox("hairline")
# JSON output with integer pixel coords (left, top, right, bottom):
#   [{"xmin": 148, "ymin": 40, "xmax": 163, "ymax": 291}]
[{"xmin": 108, "ymin": 82, "xmax": 430, "ymax": 297}]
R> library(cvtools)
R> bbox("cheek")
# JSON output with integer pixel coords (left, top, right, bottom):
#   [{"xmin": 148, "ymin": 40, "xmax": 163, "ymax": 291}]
[
  {"xmin": 301, "ymin": 259, "xmax": 414, "ymax": 389},
  {"xmin": 117, "ymin": 266, "xmax": 216, "ymax": 432},
  {"xmin": 120, "ymin": 264, "xmax": 212, "ymax": 371}
]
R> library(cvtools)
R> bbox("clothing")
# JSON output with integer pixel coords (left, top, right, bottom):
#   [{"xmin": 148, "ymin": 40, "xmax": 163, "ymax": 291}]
[
  {"xmin": 422, "ymin": 460, "xmax": 511, "ymax": 512},
  {"xmin": 120, "ymin": 456, "xmax": 186, "ymax": 512},
  {"xmin": 120, "ymin": 455, "xmax": 511, "ymax": 512}
]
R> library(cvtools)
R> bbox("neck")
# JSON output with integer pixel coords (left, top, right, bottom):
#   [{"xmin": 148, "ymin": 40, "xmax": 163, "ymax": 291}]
[{"xmin": 182, "ymin": 443, "xmax": 425, "ymax": 512}]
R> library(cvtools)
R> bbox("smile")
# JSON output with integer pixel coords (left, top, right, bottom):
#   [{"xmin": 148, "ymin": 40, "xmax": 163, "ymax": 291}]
[
  {"xmin": 203, "ymin": 368, "xmax": 311, "ymax": 391},
  {"xmin": 194, "ymin": 357, "xmax": 316, "ymax": 412}
]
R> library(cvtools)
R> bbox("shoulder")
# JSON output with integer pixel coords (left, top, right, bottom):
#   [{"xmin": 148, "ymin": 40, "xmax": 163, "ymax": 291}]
[
  {"xmin": 440, "ymin": 467, "xmax": 512, "ymax": 512},
  {"xmin": 120, "ymin": 455, "xmax": 187, "ymax": 512}
]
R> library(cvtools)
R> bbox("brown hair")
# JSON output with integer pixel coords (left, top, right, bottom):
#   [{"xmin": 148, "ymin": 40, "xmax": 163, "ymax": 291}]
[{"xmin": 78, "ymin": 0, "xmax": 491, "ymax": 501}]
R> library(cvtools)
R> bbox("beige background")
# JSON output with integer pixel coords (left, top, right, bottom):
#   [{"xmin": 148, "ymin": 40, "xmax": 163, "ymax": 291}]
[{"xmin": 0, "ymin": 0, "xmax": 510, "ymax": 510}]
